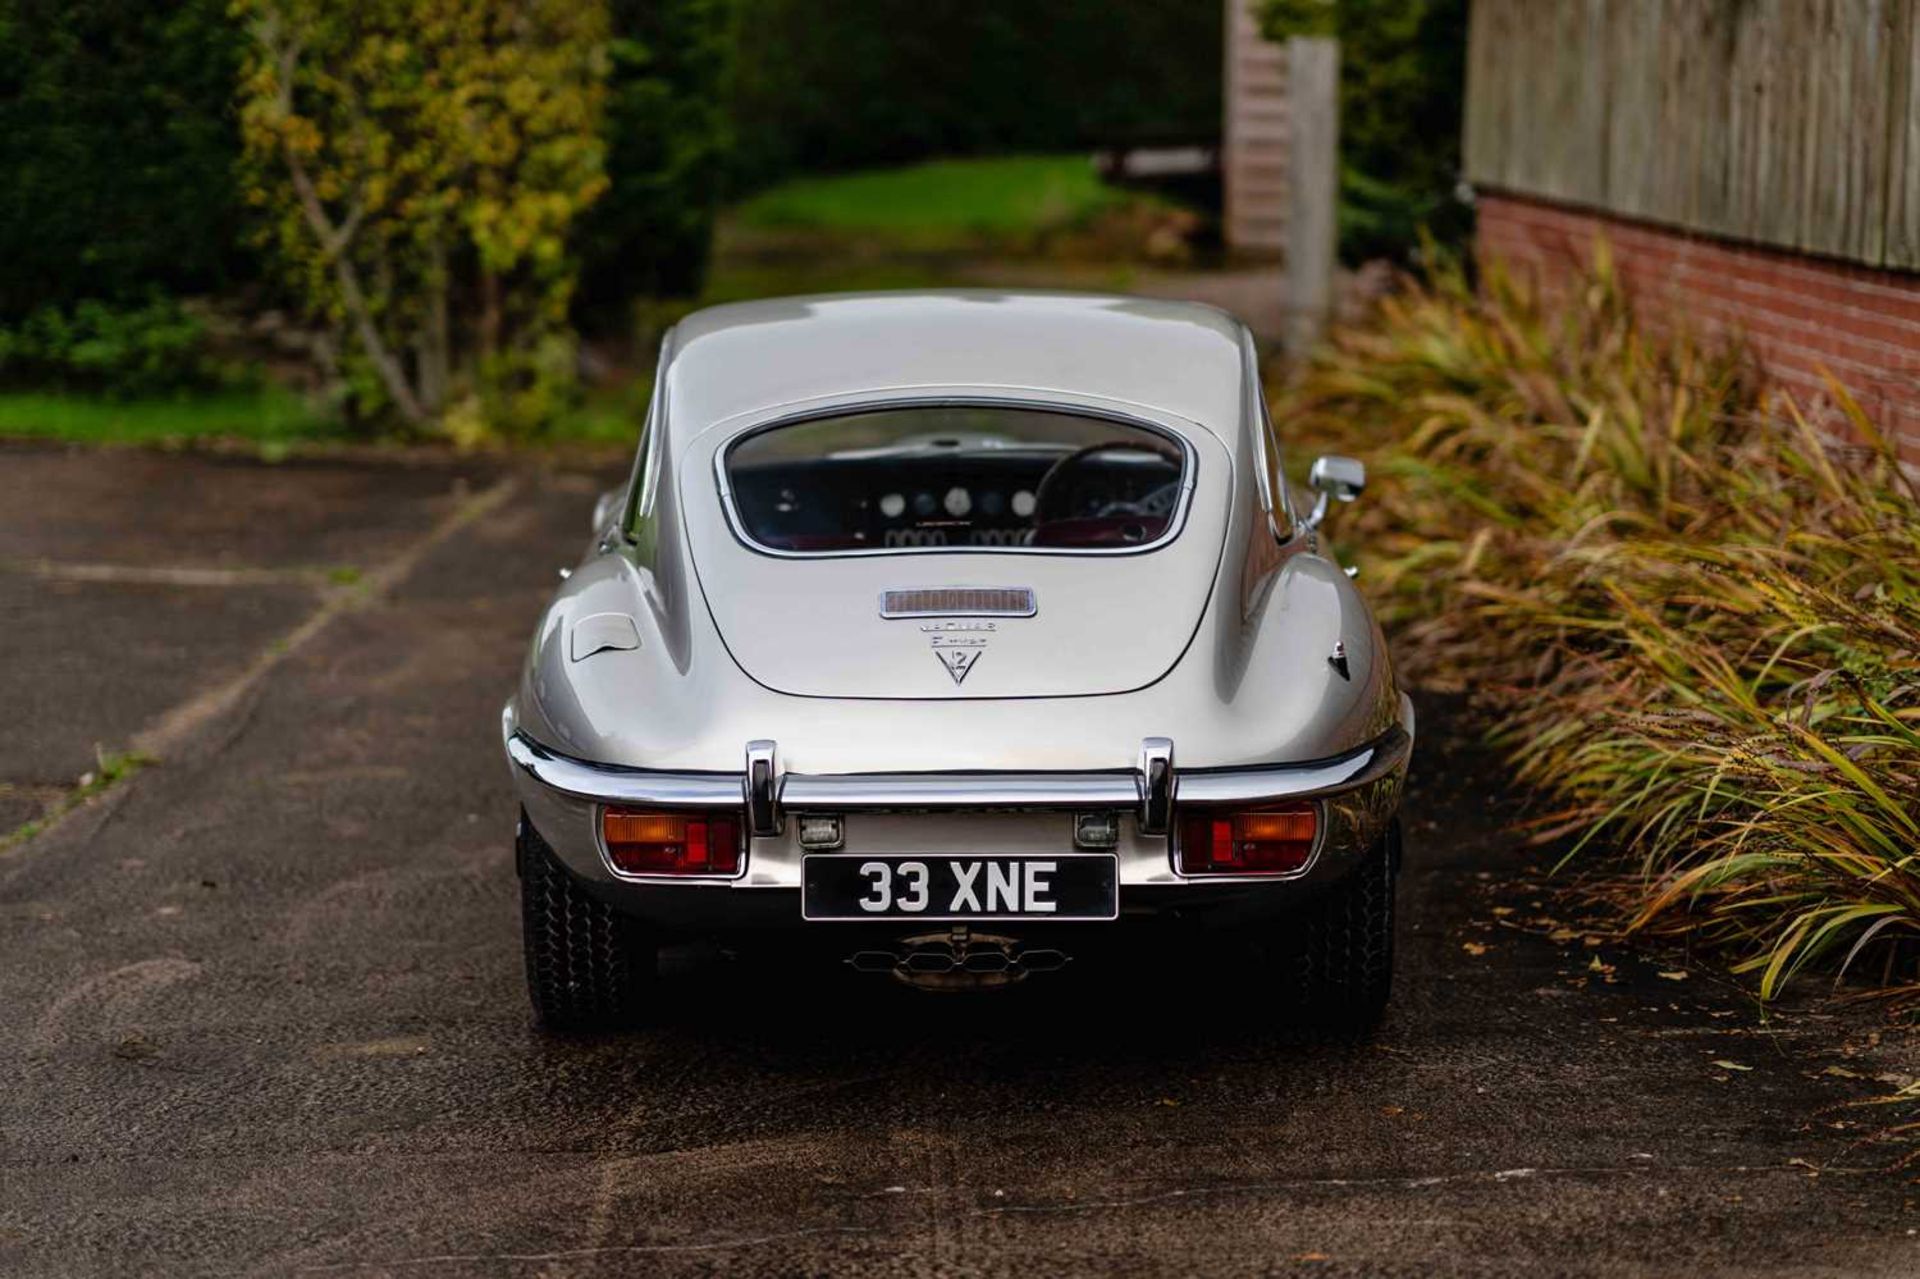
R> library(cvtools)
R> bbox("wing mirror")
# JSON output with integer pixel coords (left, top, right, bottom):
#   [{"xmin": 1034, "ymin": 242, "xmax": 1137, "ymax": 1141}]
[
  {"xmin": 591, "ymin": 487, "xmax": 624, "ymax": 536},
  {"xmin": 1304, "ymin": 454, "xmax": 1365, "ymax": 531}
]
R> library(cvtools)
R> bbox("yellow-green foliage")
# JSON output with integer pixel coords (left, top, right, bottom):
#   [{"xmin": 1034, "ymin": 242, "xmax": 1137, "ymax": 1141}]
[
  {"xmin": 1284, "ymin": 252, "xmax": 1920, "ymax": 1002},
  {"xmin": 237, "ymin": 0, "xmax": 609, "ymax": 439}
]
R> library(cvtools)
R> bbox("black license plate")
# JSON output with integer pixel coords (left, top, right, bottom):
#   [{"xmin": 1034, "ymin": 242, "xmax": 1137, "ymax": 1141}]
[{"xmin": 801, "ymin": 854, "xmax": 1119, "ymax": 922}]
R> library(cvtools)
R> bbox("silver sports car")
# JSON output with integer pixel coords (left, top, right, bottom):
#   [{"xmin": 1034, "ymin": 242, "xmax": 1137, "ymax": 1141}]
[{"xmin": 504, "ymin": 291, "xmax": 1412, "ymax": 1029}]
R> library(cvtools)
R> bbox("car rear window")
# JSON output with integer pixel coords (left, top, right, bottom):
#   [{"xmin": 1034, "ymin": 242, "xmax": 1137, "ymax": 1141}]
[{"xmin": 722, "ymin": 405, "xmax": 1188, "ymax": 554}]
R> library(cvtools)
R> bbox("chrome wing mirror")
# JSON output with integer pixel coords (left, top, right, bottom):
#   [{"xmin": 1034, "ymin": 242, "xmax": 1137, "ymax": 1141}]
[
  {"xmin": 1304, "ymin": 455, "xmax": 1365, "ymax": 531},
  {"xmin": 591, "ymin": 487, "xmax": 624, "ymax": 536}
]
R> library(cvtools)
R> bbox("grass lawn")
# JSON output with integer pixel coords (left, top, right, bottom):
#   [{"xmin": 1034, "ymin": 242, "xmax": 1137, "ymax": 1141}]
[
  {"xmin": 730, "ymin": 154, "xmax": 1121, "ymax": 247},
  {"xmin": 0, "ymin": 381, "xmax": 652, "ymax": 451},
  {"xmin": 0, "ymin": 386, "xmax": 335, "ymax": 451}
]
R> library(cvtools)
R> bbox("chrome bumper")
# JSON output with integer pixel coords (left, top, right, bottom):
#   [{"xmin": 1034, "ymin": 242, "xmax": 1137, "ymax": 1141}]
[{"xmin": 504, "ymin": 695, "xmax": 1413, "ymax": 907}]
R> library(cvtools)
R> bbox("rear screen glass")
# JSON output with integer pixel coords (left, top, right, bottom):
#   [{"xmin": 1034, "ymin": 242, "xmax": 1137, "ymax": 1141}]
[{"xmin": 723, "ymin": 406, "xmax": 1186, "ymax": 553}]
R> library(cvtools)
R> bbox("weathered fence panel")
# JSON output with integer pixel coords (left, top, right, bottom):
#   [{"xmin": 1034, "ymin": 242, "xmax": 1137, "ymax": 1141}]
[{"xmin": 1465, "ymin": 0, "xmax": 1920, "ymax": 271}]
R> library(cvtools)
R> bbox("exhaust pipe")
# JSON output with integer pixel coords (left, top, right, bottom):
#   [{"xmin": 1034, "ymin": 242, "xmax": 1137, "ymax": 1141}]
[
  {"xmin": 844, "ymin": 934, "xmax": 1071, "ymax": 988},
  {"xmin": 1018, "ymin": 948, "xmax": 1068, "ymax": 972}
]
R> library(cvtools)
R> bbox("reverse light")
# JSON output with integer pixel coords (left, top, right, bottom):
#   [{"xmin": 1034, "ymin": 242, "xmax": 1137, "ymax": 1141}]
[
  {"xmin": 1177, "ymin": 803, "xmax": 1318, "ymax": 875},
  {"xmin": 602, "ymin": 807, "xmax": 741, "ymax": 875}
]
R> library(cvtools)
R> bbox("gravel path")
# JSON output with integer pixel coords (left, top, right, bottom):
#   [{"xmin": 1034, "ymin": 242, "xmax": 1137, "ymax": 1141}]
[{"xmin": 2, "ymin": 445, "xmax": 1914, "ymax": 1276}]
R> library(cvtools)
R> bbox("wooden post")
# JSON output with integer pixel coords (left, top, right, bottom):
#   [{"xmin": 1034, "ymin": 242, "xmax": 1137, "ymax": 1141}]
[{"xmin": 1285, "ymin": 37, "xmax": 1339, "ymax": 357}]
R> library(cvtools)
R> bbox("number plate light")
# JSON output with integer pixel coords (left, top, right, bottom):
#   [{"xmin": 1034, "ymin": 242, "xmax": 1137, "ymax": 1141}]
[
  {"xmin": 1073, "ymin": 811, "xmax": 1120, "ymax": 849},
  {"xmin": 797, "ymin": 814, "xmax": 844, "ymax": 849}
]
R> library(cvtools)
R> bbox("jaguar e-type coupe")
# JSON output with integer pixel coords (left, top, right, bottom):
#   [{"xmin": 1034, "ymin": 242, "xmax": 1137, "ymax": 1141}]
[{"xmin": 504, "ymin": 292, "xmax": 1412, "ymax": 1030}]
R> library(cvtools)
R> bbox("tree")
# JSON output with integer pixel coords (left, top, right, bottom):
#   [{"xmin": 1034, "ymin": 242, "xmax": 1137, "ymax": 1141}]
[
  {"xmin": 725, "ymin": 1, "xmax": 1221, "ymax": 192},
  {"xmin": 573, "ymin": 0, "xmax": 733, "ymax": 327},
  {"xmin": 0, "ymin": 0, "xmax": 250, "ymax": 318},
  {"xmin": 237, "ymin": 0, "xmax": 609, "ymax": 437},
  {"xmin": 1262, "ymin": 0, "xmax": 1469, "ymax": 264}
]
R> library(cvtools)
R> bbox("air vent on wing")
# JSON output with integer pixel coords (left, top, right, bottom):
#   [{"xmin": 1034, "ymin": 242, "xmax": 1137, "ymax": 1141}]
[{"xmin": 879, "ymin": 587, "xmax": 1037, "ymax": 619}]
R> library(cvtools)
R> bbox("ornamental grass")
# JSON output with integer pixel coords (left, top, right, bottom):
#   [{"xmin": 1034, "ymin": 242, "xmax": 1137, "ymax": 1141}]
[{"xmin": 1281, "ymin": 247, "xmax": 1920, "ymax": 1003}]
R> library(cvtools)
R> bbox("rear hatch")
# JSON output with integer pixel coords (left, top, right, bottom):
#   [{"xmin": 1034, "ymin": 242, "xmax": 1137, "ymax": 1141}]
[{"xmin": 680, "ymin": 406, "xmax": 1232, "ymax": 700}]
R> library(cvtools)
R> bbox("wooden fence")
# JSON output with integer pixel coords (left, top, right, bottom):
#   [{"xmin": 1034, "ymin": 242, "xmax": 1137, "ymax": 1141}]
[{"xmin": 1464, "ymin": 0, "xmax": 1920, "ymax": 271}]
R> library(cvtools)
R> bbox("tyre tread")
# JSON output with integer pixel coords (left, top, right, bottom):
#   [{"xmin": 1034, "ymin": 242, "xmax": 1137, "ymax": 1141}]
[
  {"xmin": 519, "ymin": 816, "xmax": 652, "ymax": 1030},
  {"xmin": 1291, "ymin": 819, "xmax": 1399, "ymax": 1031}
]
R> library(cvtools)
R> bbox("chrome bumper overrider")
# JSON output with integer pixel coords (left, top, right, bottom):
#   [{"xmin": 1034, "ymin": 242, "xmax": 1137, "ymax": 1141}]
[{"xmin": 504, "ymin": 694, "xmax": 1413, "ymax": 898}]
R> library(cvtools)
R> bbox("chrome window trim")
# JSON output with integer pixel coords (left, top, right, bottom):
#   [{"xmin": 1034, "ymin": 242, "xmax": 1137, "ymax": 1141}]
[
  {"xmin": 708, "ymin": 396, "xmax": 1200, "ymax": 560},
  {"xmin": 618, "ymin": 337, "xmax": 673, "ymax": 540}
]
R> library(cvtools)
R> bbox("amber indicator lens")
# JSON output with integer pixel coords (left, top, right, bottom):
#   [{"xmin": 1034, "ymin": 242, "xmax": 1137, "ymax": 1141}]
[
  {"xmin": 602, "ymin": 807, "xmax": 741, "ymax": 875},
  {"xmin": 1176, "ymin": 803, "xmax": 1318, "ymax": 875}
]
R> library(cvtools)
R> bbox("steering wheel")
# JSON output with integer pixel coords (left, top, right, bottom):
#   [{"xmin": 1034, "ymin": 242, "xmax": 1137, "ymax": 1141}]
[{"xmin": 1031, "ymin": 440, "xmax": 1182, "ymax": 525}]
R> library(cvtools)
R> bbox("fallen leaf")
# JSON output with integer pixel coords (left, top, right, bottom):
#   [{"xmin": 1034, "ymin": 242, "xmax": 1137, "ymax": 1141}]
[
  {"xmin": 1712, "ymin": 1060, "xmax": 1752, "ymax": 1072},
  {"xmin": 1491, "ymin": 906, "xmax": 1514, "ymax": 917},
  {"xmin": 1657, "ymin": 971, "xmax": 1689, "ymax": 981},
  {"xmin": 1549, "ymin": 928, "xmax": 1578, "ymax": 943},
  {"xmin": 1820, "ymin": 1065, "xmax": 1863, "ymax": 1079},
  {"xmin": 1463, "ymin": 941, "xmax": 1488, "ymax": 956},
  {"xmin": 1294, "ymin": 1253, "xmax": 1331, "ymax": 1263}
]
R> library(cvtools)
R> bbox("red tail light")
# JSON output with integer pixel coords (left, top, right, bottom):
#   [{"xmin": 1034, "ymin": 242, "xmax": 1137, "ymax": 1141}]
[
  {"xmin": 1177, "ymin": 803, "xmax": 1318, "ymax": 875},
  {"xmin": 602, "ymin": 808, "xmax": 741, "ymax": 875}
]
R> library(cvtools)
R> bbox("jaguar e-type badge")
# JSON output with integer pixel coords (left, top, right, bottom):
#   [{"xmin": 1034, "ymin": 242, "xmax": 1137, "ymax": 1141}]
[
  {"xmin": 934, "ymin": 646, "xmax": 983, "ymax": 685},
  {"xmin": 922, "ymin": 620, "xmax": 993, "ymax": 685}
]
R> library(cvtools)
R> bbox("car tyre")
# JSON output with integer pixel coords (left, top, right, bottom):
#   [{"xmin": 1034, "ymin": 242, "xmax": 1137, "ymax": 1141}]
[
  {"xmin": 1288, "ymin": 818, "xmax": 1400, "ymax": 1034},
  {"xmin": 518, "ymin": 813, "xmax": 657, "ymax": 1031}
]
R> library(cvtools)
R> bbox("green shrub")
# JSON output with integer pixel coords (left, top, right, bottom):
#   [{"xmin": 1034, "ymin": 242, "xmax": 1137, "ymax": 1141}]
[
  {"xmin": 0, "ymin": 0, "xmax": 253, "ymax": 317},
  {"xmin": 0, "ymin": 297, "xmax": 234, "ymax": 395},
  {"xmin": 573, "ymin": 0, "xmax": 734, "ymax": 325},
  {"xmin": 1282, "ymin": 253, "xmax": 1920, "ymax": 1002}
]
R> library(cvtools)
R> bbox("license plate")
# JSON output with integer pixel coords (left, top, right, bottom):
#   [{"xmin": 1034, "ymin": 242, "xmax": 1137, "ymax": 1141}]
[{"xmin": 801, "ymin": 854, "xmax": 1119, "ymax": 922}]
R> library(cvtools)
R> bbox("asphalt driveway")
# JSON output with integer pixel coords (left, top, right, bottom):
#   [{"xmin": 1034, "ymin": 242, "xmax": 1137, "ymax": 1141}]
[{"xmin": 1, "ymin": 443, "xmax": 1915, "ymax": 1276}]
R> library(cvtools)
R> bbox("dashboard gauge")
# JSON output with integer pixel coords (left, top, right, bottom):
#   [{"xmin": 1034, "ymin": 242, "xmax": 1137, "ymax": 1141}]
[
  {"xmin": 878, "ymin": 492, "xmax": 906, "ymax": 518},
  {"xmin": 912, "ymin": 491, "xmax": 937, "ymax": 517},
  {"xmin": 943, "ymin": 486, "xmax": 972, "ymax": 517},
  {"xmin": 1011, "ymin": 489, "xmax": 1037, "ymax": 518},
  {"xmin": 979, "ymin": 489, "xmax": 1005, "ymax": 516}
]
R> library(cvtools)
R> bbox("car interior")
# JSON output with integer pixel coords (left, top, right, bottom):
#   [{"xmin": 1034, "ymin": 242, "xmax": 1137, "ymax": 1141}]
[{"xmin": 723, "ymin": 406, "xmax": 1186, "ymax": 552}]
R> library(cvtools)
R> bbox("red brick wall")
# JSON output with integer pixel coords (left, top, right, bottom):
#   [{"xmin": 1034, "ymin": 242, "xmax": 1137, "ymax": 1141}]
[{"xmin": 1476, "ymin": 192, "xmax": 1920, "ymax": 464}]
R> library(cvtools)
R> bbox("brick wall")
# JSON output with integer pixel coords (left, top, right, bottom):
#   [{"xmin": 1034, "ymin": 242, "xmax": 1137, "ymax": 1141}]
[{"xmin": 1476, "ymin": 192, "xmax": 1920, "ymax": 464}]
